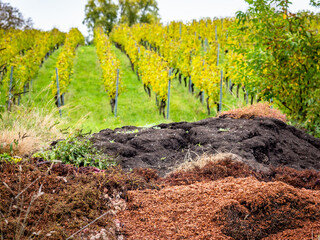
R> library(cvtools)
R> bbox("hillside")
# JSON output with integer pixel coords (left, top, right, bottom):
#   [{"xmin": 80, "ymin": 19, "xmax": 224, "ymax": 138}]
[{"xmin": 1, "ymin": 12, "xmax": 320, "ymax": 239}]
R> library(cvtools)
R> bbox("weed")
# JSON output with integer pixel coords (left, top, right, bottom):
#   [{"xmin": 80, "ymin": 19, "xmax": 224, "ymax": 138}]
[
  {"xmin": 33, "ymin": 136, "xmax": 116, "ymax": 169},
  {"xmin": 218, "ymin": 128, "xmax": 230, "ymax": 132},
  {"xmin": 0, "ymin": 153, "xmax": 22, "ymax": 164},
  {"xmin": 0, "ymin": 105, "xmax": 64, "ymax": 156},
  {"xmin": 116, "ymin": 129, "xmax": 139, "ymax": 134}
]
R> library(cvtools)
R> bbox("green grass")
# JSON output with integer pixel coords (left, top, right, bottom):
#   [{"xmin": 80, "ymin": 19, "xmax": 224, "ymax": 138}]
[
  {"xmin": 0, "ymin": 49, "xmax": 62, "ymax": 111},
  {"xmin": 12, "ymin": 44, "xmax": 252, "ymax": 134},
  {"xmin": 111, "ymin": 45, "xmax": 210, "ymax": 127},
  {"xmin": 62, "ymin": 45, "xmax": 211, "ymax": 132},
  {"xmin": 60, "ymin": 45, "xmax": 109, "ymax": 132},
  {"xmin": 21, "ymin": 48, "xmax": 62, "ymax": 112}
]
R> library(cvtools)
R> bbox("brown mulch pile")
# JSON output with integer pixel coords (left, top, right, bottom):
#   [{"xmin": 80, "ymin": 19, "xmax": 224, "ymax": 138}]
[
  {"xmin": 1, "ymin": 157, "xmax": 320, "ymax": 239},
  {"xmin": 0, "ymin": 160, "xmax": 158, "ymax": 240},
  {"xmin": 164, "ymin": 156, "xmax": 320, "ymax": 190},
  {"xmin": 118, "ymin": 177, "xmax": 320, "ymax": 240},
  {"xmin": 218, "ymin": 102, "xmax": 287, "ymax": 122},
  {"xmin": 116, "ymin": 157, "xmax": 320, "ymax": 240}
]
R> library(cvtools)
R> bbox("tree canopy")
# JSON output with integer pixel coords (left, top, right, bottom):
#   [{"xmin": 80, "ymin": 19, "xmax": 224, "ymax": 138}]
[
  {"xmin": 119, "ymin": 0, "xmax": 159, "ymax": 26},
  {"xmin": 0, "ymin": 1, "xmax": 33, "ymax": 30},
  {"xmin": 83, "ymin": 0, "xmax": 160, "ymax": 33},
  {"xmin": 234, "ymin": 0, "xmax": 320, "ymax": 134},
  {"xmin": 83, "ymin": 0, "xmax": 118, "ymax": 34}
]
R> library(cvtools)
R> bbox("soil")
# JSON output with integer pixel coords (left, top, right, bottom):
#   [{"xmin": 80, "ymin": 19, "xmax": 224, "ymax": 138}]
[
  {"xmin": 2, "ymin": 116, "xmax": 320, "ymax": 239},
  {"xmin": 91, "ymin": 117, "xmax": 320, "ymax": 177}
]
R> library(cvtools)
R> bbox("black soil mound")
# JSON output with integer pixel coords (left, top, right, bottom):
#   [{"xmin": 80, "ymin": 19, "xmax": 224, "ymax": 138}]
[{"xmin": 91, "ymin": 117, "xmax": 320, "ymax": 177}]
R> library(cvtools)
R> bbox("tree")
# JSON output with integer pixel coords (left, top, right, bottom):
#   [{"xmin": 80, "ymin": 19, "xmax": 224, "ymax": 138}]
[
  {"xmin": 119, "ymin": 0, "xmax": 159, "ymax": 26},
  {"xmin": 83, "ymin": 0, "xmax": 160, "ymax": 33},
  {"xmin": 0, "ymin": 1, "xmax": 33, "ymax": 30},
  {"xmin": 234, "ymin": 0, "xmax": 320, "ymax": 134},
  {"xmin": 83, "ymin": 0, "xmax": 118, "ymax": 34}
]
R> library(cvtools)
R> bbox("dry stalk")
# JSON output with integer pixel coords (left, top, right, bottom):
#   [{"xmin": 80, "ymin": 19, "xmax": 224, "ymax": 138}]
[{"xmin": 66, "ymin": 212, "xmax": 110, "ymax": 240}]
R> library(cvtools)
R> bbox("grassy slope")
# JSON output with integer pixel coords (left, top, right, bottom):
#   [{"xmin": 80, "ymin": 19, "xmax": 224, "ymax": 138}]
[
  {"xmin": 61, "ymin": 45, "xmax": 108, "ymax": 133},
  {"xmin": 17, "ymin": 44, "xmax": 250, "ymax": 134},
  {"xmin": 21, "ymin": 48, "xmax": 62, "ymax": 112},
  {"xmin": 63, "ymin": 45, "xmax": 214, "ymax": 133},
  {"xmin": 111, "ymin": 45, "xmax": 210, "ymax": 126},
  {"xmin": 0, "ymin": 49, "xmax": 62, "ymax": 111}
]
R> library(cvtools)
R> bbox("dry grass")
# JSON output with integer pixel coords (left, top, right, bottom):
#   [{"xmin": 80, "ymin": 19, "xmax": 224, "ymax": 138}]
[
  {"xmin": 172, "ymin": 153, "xmax": 244, "ymax": 174},
  {"xmin": 218, "ymin": 103, "xmax": 287, "ymax": 122},
  {"xmin": 0, "ymin": 105, "xmax": 65, "ymax": 156}
]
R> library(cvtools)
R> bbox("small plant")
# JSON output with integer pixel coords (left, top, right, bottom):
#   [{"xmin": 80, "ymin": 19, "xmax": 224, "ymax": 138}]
[
  {"xmin": 218, "ymin": 128, "xmax": 230, "ymax": 132},
  {"xmin": 116, "ymin": 129, "xmax": 139, "ymax": 134},
  {"xmin": 0, "ymin": 138, "xmax": 20, "ymax": 155},
  {"xmin": 0, "ymin": 153, "xmax": 22, "ymax": 163},
  {"xmin": 33, "ymin": 136, "xmax": 116, "ymax": 169}
]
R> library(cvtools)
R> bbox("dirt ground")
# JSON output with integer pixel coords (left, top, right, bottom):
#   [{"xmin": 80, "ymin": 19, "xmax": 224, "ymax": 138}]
[
  {"xmin": 91, "ymin": 117, "xmax": 320, "ymax": 177},
  {"xmin": 1, "ymin": 114, "xmax": 320, "ymax": 239}
]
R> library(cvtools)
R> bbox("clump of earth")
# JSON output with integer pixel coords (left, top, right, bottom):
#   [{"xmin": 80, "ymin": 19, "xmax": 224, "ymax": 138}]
[{"xmin": 91, "ymin": 117, "xmax": 320, "ymax": 177}]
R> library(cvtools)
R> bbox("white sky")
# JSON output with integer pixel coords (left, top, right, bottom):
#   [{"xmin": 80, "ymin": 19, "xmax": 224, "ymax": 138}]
[{"xmin": 5, "ymin": 0, "xmax": 317, "ymax": 37}]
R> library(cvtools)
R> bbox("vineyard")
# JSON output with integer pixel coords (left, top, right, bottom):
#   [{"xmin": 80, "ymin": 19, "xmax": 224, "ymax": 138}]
[
  {"xmin": 1, "ymin": 12, "xmax": 320, "ymax": 134},
  {"xmin": 1, "ymin": 0, "xmax": 320, "ymax": 239},
  {"xmin": 0, "ymin": 28, "xmax": 65, "ymax": 109}
]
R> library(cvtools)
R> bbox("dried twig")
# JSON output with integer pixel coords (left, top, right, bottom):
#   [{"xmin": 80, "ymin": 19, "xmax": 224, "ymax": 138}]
[{"xmin": 66, "ymin": 212, "xmax": 109, "ymax": 240}]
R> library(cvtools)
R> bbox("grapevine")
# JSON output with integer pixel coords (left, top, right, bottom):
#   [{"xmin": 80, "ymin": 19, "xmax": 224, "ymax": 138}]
[{"xmin": 94, "ymin": 26, "xmax": 121, "ymax": 113}]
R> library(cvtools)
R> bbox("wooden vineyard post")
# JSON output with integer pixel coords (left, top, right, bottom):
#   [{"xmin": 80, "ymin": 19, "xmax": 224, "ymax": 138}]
[
  {"xmin": 217, "ymin": 44, "xmax": 223, "ymax": 113},
  {"xmin": 137, "ymin": 47, "xmax": 141, "ymax": 81},
  {"xmin": 189, "ymin": 51, "xmax": 192, "ymax": 93},
  {"xmin": 61, "ymin": 93, "xmax": 65, "ymax": 106},
  {"xmin": 55, "ymin": 68, "xmax": 62, "ymax": 117},
  {"xmin": 219, "ymin": 71, "xmax": 223, "ymax": 112},
  {"xmin": 114, "ymin": 68, "xmax": 120, "ymax": 117},
  {"xmin": 246, "ymin": 91, "xmax": 249, "ymax": 105},
  {"xmin": 204, "ymin": 38, "xmax": 209, "ymax": 52},
  {"xmin": 201, "ymin": 92, "xmax": 204, "ymax": 105},
  {"xmin": 215, "ymin": 25, "xmax": 218, "ymax": 41},
  {"xmin": 7, "ymin": 66, "xmax": 13, "ymax": 111},
  {"xmin": 167, "ymin": 69, "xmax": 172, "ymax": 119},
  {"xmin": 201, "ymin": 39, "xmax": 209, "ymax": 105},
  {"xmin": 217, "ymin": 44, "xmax": 220, "ymax": 66}
]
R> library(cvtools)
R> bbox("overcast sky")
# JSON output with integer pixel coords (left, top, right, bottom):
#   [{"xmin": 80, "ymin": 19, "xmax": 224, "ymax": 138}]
[{"xmin": 5, "ymin": 0, "xmax": 317, "ymax": 36}]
